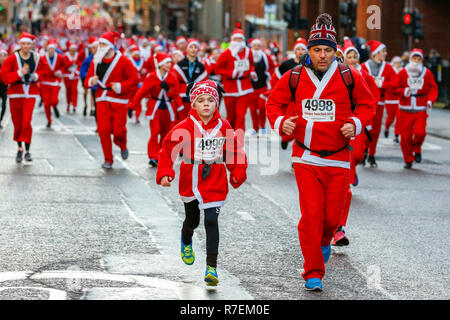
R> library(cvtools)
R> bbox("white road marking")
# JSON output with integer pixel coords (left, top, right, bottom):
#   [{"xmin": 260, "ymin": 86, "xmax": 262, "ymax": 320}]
[{"xmin": 236, "ymin": 211, "xmax": 255, "ymax": 221}]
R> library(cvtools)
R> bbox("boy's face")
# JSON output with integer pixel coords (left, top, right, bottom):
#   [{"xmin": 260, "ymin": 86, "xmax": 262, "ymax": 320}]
[
  {"xmin": 193, "ymin": 94, "xmax": 216, "ymax": 119},
  {"xmin": 160, "ymin": 61, "xmax": 172, "ymax": 73}
]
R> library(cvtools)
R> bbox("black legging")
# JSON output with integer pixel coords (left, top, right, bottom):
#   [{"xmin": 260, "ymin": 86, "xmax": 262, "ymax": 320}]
[
  {"xmin": 0, "ymin": 82, "xmax": 7, "ymax": 125},
  {"xmin": 182, "ymin": 199, "xmax": 220, "ymax": 268}
]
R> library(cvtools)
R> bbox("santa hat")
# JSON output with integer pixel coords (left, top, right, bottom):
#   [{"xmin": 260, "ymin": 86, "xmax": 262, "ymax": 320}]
[
  {"xmin": 307, "ymin": 13, "xmax": 337, "ymax": 50},
  {"xmin": 336, "ymin": 45, "xmax": 343, "ymax": 56},
  {"xmin": 176, "ymin": 36, "xmax": 187, "ymax": 45},
  {"xmin": 155, "ymin": 52, "xmax": 172, "ymax": 67},
  {"xmin": 0, "ymin": 48, "xmax": 7, "ymax": 56},
  {"xmin": 249, "ymin": 38, "xmax": 262, "ymax": 48},
  {"xmin": 98, "ymin": 31, "xmax": 120, "ymax": 50},
  {"xmin": 129, "ymin": 44, "xmax": 140, "ymax": 56},
  {"xmin": 47, "ymin": 39, "xmax": 58, "ymax": 50},
  {"xmin": 231, "ymin": 28, "xmax": 245, "ymax": 41},
  {"xmin": 343, "ymin": 37, "xmax": 359, "ymax": 59},
  {"xmin": 87, "ymin": 36, "xmax": 98, "ymax": 48},
  {"xmin": 68, "ymin": 41, "xmax": 77, "ymax": 50},
  {"xmin": 366, "ymin": 40, "xmax": 386, "ymax": 56},
  {"xmin": 18, "ymin": 32, "xmax": 36, "ymax": 44},
  {"xmin": 293, "ymin": 37, "xmax": 307, "ymax": 51},
  {"xmin": 172, "ymin": 50, "xmax": 184, "ymax": 59},
  {"xmin": 410, "ymin": 48, "xmax": 423, "ymax": 59},
  {"xmin": 186, "ymin": 38, "xmax": 200, "ymax": 50},
  {"xmin": 153, "ymin": 44, "xmax": 164, "ymax": 53},
  {"xmin": 391, "ymin": 56, "xmax": 402, "ymax": 64},
  {"xmin": 190, "ymin": 80, "xmax": 220, "ymax": 106}
]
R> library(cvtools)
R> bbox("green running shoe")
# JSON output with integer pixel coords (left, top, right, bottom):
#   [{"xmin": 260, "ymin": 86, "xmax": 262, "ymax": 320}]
[
  {"xmin": 204, "ymin": 265, "xmax": 219, "ymax": 286},
  {"xmin": 181, "ymin": 236, "xmax": 195, "ymax": 265}
]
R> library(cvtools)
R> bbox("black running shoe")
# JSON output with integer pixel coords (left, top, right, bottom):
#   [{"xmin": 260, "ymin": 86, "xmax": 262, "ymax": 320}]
[
  {"xmin": 393, "ymin": 135, "xmax": 399, "ymax": 143},
  {"xmin": 54, "ymin": 106, "xmax": 60, "ymax": 118},
  {"xmin": 102, "ymin": 162, "xmax": 112, "ymax": 169},
  {"xmin": 414, "ymin": 153, "xmax": 422, "ymax": 163},
  {"xmin": 404, "ymin": 162, "xmax": 413, "ymax": 169},
  {"xmin": 46, "ymin": 122, "xmax": 51, "ymax": 128},
  {"xmin": 281, "ymin": 141, "xmax": 288, "ymax": 150},
  {"xmin": 16, "ymin": 149, "xmax": 24, "ymax": 163},
  {"xmin": 384, "ymin": 130, "xmax": 389, "ymax": 138},
  {"xmin": 24, "ymin": 152, "xmax": 32, "ymax": 162},
  {"xmin": 121, "ymin": 149, "xmax": 129, "ymax": 160},
  {"xmin": 83, "ymin": 106, "xmax": 87, "ymax": 117},
  {"xmin": 149, "ymin": 159, "xmax": 158, "ymax": 167},
  {"xmin": 368, "ymin": 155, "xmax": 377, "ymax": 168}
]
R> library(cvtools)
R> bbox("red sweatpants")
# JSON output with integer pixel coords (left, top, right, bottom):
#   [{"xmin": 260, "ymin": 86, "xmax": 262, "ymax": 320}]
[
  {"xmin": 96, "ymin": 101, "xmax": 128, "ymax": 164},
  {"xmin": 398, "ymin": 110, "xmax": 428, "ymax": 164},
  {"xmin": 249, "ymin": 88, "xmax": 267, "ymax": 131},
  {"xmin": 294, "ymin": 163, "xmax": 349, "ymax": 280},
  {"xmin": 223, "ymin": 94, "xmax": 252, "ymax": 131},
  {"xmin": 148, "ymin": 109, "xmax": 172, "ymax": 160},
  {"xmin": 10, "ymin": 98, "xmax": 36, "ymax": 144},
  {"xmin": 368, "ymin": 103, "xmax": 384, "ymax": 157},
  {"xmin": 41, "ymin": 85, "xmax": 60, "ymax": 124},
  {"xmin": 63, "ymin": 78, "xmax": 79, "ymax": 108},
  {"xmin": 384, "ymin": 102, "xmax": 399, "ymax": 135}
]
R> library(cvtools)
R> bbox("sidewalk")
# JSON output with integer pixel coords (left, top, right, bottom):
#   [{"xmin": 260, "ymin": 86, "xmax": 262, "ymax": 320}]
[{"xmin": 427, "ymin": 108, "xmax": 450, "ymax": 139}]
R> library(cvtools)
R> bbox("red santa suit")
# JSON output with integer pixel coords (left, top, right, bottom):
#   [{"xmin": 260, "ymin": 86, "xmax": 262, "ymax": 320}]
[
  {"xmin": 215, "ymin": 29, "xmax": 256, "ymax": 132},
  {"xmin": 63, "ymin": 42, "xmax": 81, "ymax": 111},
  {"xmin": 40, "ymin": 40, "xmax": 66, "ymax": 125},
  {"xmin": 84, "ymin": 32, "xmax": 139, "ymax": 166},
  {"xmin": 361, "ymin": 40, "xmax": 397, "ymax": 159},
  {"xmin": 266, "ymin": 52, "xmax": 375, "ymax": 281},
  {"xmin": 249, "ymin": 38, "xmax": 275, "ymax": 133},
  {"xmin": 396, "ymin": 49, "xmax": 438, "ymax": 165},
  {"xmin": 0, "ymin": 33, "xmax": 50, "ymax": 145},
  {"xmin": 384, "ymin": 57, "xmax": 403, "ymax": 138},
  {"xmin": 156, "ymin": 81, "xmax": 247, "ymax": 210},
  {"xmin": 128, "ymin": 44, "xmax": 148, "ymax": 123},
  {"xmin": 128, "ymin": 53, "xmax": 183, "ymax": 161}
]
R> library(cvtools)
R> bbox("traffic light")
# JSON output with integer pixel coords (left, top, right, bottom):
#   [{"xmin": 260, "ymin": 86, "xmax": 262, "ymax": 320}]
[
  {"xmin": 283, "ymin": 0, "xmax": 296, "ymax": 29},
  {"xmin": 402, "ymin": 11, "xmax": 413, "ymax": 36},
  {"xmin": 412, "ymin": 8, "xmax": 424, "ymax": 41},
  {"xmin": 339, "ymin": 1, "xmax": 357, "ymax": 35}
]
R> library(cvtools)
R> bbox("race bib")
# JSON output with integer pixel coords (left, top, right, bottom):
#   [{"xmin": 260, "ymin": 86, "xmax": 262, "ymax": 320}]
[
  {"xmin": 194, "ymin": 137, "xmax": 226, "ymax": 162},
  {"xmin": 302, "ymin": 99, "xmax": 336, "ymax": 122},
  {"xmin": 408, "ymin": 77, "xmax": 424, "ymax": 90},
  {"xmin": 234, "ymin": 59, "xmax": 250, "ymax": 72}
]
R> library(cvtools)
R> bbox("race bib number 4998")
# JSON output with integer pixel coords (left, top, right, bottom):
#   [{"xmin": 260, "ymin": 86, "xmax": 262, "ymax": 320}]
[{"xmin": 302, "ymin": 99, "xmax": 336, "ymax": 122}]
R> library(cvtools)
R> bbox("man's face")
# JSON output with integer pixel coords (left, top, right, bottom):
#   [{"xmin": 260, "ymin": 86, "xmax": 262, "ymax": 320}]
[
  {"xmin": 251, "ymin": 42, "xmax": 261, "ymax": 51},
  {"xmin": 211, "ymin": 49, "xmax": 220, "ymax": 61},
  {"xmin": 410, "ymin": 55, "xmax": 423, "ymax": 64},
  {"xmin": 309, "ymin": 45, "xmax": 336, "ymax": 72},
  {"xmin": 187, "ymin": 44, "xmax": 198, "ymax": 58},
  {"xmin": 160, "ymin": 61, "xmax": 172, "ymax": 73},
  {"xmin": 48, "ymin": 47, "xmax": 55, "ymax": 57}
]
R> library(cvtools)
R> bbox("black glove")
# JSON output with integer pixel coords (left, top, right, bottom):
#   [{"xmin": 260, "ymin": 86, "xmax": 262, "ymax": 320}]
[{"xmin": 160, "ymin": 81, "xmax": 170, "ymax": 91}]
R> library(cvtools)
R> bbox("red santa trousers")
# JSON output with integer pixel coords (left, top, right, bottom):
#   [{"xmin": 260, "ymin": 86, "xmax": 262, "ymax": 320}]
[
  {"xmin": 96, "ymin": 101, "xmax": 128, "ymax": 164},
  {"xmin": 148, "ymin": 109, "xmax": 172, "ymax": 160},
  {"xmin": 249, "ymin": 88, "xmax": 267, "ymax": 131},
  {"xmin": 368, "ymin": 103, "xmax": 384, "ymax": 157},
  {"xmin": 41, "ymin": 85, "xmax": 60, "ymax": 124},
  {"xmin": 63, "ymin": 78, "xmax": 78, "ymax": 107},
  {"xmin": 384, "ymin": 102, "xmax": 399, "ymax": 135},
  {"xmin": 350, "ymin": 133, "xmax": 369, "ymax": 184},
  {"xmin": 294, "ymin": 163, "xmax": 349, "ymax": 280},
  {"xmin": 223, "ymin": 94, "xmax": 252, "ymax": 132},
  {"xmin": 398, "ymin": 110, "xmax": 428, "ymax": 163},
  {"xmin": 10, "ymin": 98, "xmax": 36, "ymax": 144}
]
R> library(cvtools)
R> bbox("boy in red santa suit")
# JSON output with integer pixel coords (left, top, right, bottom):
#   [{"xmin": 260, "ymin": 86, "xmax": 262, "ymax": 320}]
[
  {"xmin": 128, "ymin": 42, "xmax": 148, "ymax": 124},
  {"xmin": 361, "ymin": 40, "xmax": 398, "ymax": 168},
  {"xmin": 128, "ymin": 52, "xmax": 183, "ymax": 167},
  {"xmin": 249, "ymin": 38, "xmax": 275, "ymax": 135},
  {"xmin": 156, "ymin": 80, "xmax": 247, "ymax": 286},
  {"xmin": 63, "ymin": 42, "xmax": 81, "ymax": 113},
  {"xmin": 215, "ymin": 28, "xmax": 257, "ymax": 135},
  {"xmin": 40, "ymin": 39, "xmax": 66, "ymax": 128},
  {"xmin": 1, "ymin": 32, "xmax": 51, "ymax": 163},
  {"xmin": 84, "ymin": 31, "xmax": 139, "ymax": 169},
  {"xmin": 396, "ymin": 48, "xmax": 438, "ymax": 169},
  {"xmin": 385, "ymin": 56, "xmax": 403, "ymax": 143}
]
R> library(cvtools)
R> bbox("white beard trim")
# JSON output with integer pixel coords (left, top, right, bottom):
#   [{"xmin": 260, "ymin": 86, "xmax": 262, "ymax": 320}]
[
  {"xmin": 94, "ymin": 46, "xmax": 112, "ymax": 65},
  {"xmin": 406, "ymin": 62, "xmax": 423, "ymax": 77},
  {"xmin": 252, "ymin": 49, "xmax": 263, "ymax": 63},
  {"xmin": 229, "ymin": 41, "xmax": 245, "ymax": 57}
]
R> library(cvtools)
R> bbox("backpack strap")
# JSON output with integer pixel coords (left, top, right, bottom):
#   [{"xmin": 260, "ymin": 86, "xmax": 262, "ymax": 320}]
[
  {"xmin": 288, "ymin": 65, "xmax": 303, "ymax": 101},
  {"xmin": 338, "ymin": 62, "xmax": 355, "ymax": 111}
]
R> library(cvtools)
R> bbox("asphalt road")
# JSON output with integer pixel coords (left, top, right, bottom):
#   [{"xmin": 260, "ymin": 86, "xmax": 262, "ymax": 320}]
[{"xmin": 0, "ymin": 89, "xmax": 448, "ymax": 301}]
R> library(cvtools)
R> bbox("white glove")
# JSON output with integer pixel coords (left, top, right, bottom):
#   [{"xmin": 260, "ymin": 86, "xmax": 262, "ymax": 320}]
[{"xmin": 427, "ymin": 100, "xmax": 433, "ymax": 109}]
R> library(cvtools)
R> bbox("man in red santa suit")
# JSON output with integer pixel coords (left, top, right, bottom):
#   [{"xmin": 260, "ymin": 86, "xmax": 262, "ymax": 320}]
[
  {"xmin": 84, "ymin": 31, "xmax": 139, "ymax": 169},
  {"xmin": 175, "ymin": 36, "xmax": 187, "ymax": 54},
  {"xmin": 396, "ymin": 48, "xmax": 438, "ymax": 169},
  {"xmin": 41, "ymin": 39, "xmax": 66, "ymax": 128},
  {"xmin": 128, "ymin": 52, "xmax": 183, "ymax": 167},
  {"xmin": 127, "ymin": 42, "xmax": 148, "ymax": 124},
  {"xmin": 361, "ymin": 40, "xmax": 398, "ymax": 168},
  {"xmin": 215, "ymin": 28, "xmax": 257, "ymax": 135},
  {"xmin": 173, "ymin": 38, "xmax": 208, "ymax": 120},
  {"xmin": 1, "ymin": 32, "xmax": 51, "ymax": 163},
  {"xmin": 249, "ymin": 38, "xmax": 275, "ymax": 135},
  {"xmin": 265, "ymin": 14, "xmax": 374, "ymax": 291},
  {"xmin": 63, "ymin": 42, "xmax": 81, "ymax": 113},
  {"xmin": 385, "ymin": 56, "xmax": 403, "ymax": 143}
]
